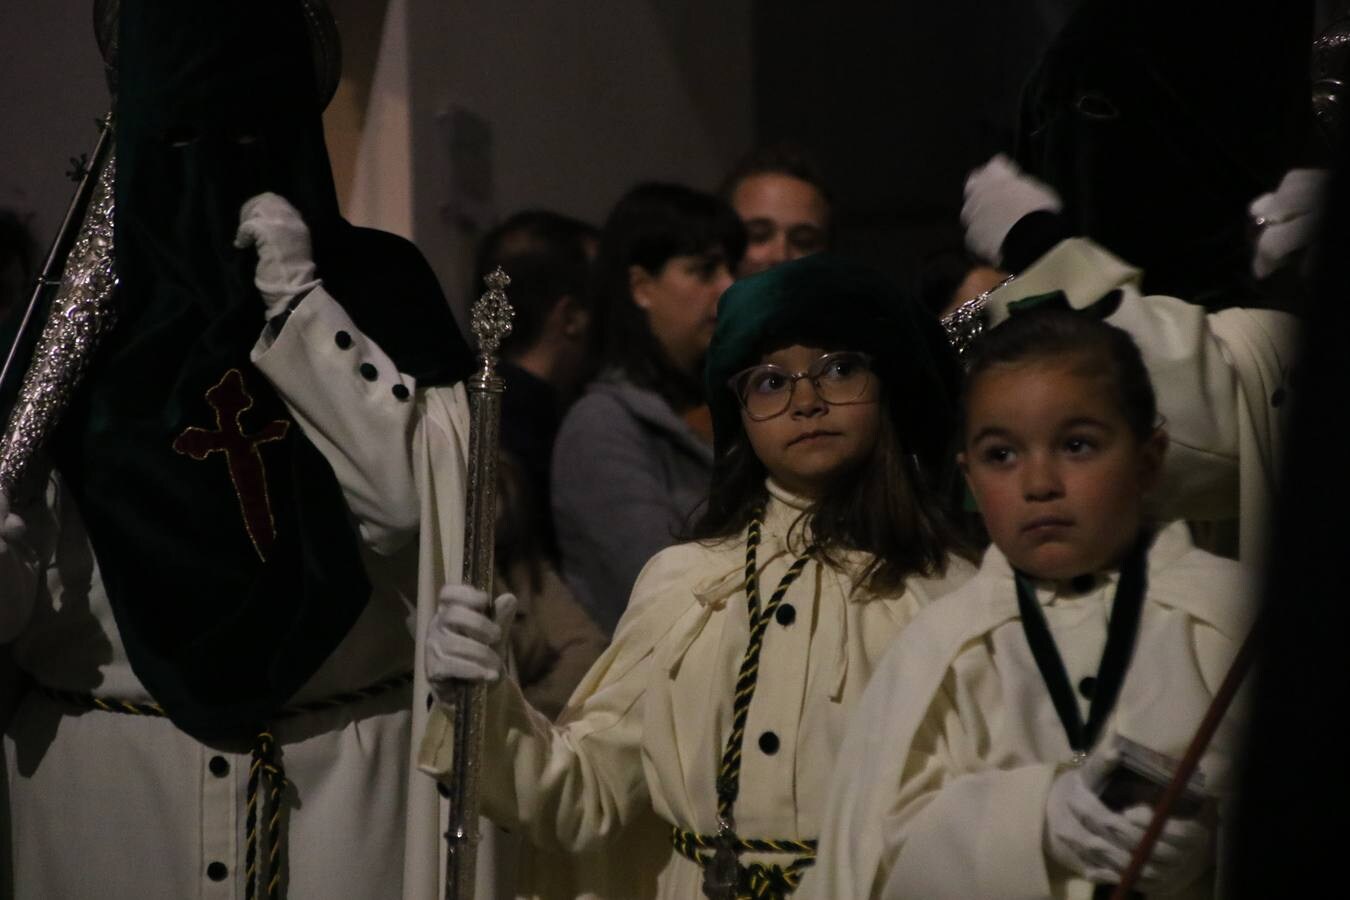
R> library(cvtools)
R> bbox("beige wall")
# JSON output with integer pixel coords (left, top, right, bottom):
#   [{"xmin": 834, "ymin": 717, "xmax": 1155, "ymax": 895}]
[
  {"xmin": 0, "ymin": 2, "xmax": 753, "ymax": 317},
  {"xmin": 347, "ymin": 0, "xmax": 753, "ymax": 313},
  {"xmin": 323, "ymin": 0, "xmax": 392, "ymax": 211},
  {"xmin": 415, "ymin": 0, "xmax": 753, "ymax": 223}
]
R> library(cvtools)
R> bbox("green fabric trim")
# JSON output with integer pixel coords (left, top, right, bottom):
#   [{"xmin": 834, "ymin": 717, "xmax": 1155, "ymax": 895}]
[{"xmin": 1006, "ymin": 290, "xmax": 1071, "ymax": 316}]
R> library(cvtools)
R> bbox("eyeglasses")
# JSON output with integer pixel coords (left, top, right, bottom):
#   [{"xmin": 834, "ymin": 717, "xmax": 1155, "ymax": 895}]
[{"xmin": 728, "ymin": 351, "xmax": 877, "ymax": 421}]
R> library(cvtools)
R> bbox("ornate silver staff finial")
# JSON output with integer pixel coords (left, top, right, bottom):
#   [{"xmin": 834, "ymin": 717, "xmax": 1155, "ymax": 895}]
[
  {"xmin": 470, "ymin": 266, "xmax": 514, "ymax": 365},
  {"xmin": 939, "ymin": 272, "xmax": 1015, "ymax": 360},
  {"xmin": 939, "ymin": 293, "xmax": 987, "ymax": 360}
]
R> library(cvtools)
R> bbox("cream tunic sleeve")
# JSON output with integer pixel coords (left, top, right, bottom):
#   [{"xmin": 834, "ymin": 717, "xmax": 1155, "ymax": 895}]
[
  {"xmin": 250, "ymin": 284, "xmax": 423, "ymax": 556},
  {"xmin": 873, "ymin": 659, "xmax": 1060, "ymax": 899},
  {"xmin": 417, "ymin": 546, "xmax": 700, "ymax": 854},
  {"xmin": 250, "ymin": 282, "xmax": 477, "ymax": 900},
  {"xmin": 802, "ymin": 594, "xmax": 1058, "ymax": 900}
]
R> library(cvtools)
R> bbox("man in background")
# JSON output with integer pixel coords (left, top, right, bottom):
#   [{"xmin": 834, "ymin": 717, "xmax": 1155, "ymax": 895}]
[
  {"xmin": 473, "ymin": 210, "xmax": 598, "ymax": 555},
  {"xmin": 721, "ymin": 142, "xmax": 832, "ymax": 277},
  {"xmin": 472, "ymin": 211, "xmax": 608, "ymax": 718}
]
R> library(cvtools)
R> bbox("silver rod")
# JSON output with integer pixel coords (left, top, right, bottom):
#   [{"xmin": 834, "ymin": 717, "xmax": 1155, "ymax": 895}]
[{"xmin": 444, "ymin": 267, "xmax": 513, "ymax": 900}]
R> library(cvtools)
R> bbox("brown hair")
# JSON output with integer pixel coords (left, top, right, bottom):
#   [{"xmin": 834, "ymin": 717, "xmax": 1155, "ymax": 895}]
[
  {"xmin": 720, "ymin": 141, "xmax": 834, "ymax": 222},
  {"xmin": 592, "ymin": 182, "xmax": 747, "ymax": 410},
  {"xmin": 963, "ymin": 308, "xmax": 1159, "ymax": 440}
]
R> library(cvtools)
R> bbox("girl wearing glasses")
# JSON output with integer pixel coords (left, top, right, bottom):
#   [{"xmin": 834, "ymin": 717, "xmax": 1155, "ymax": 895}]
[{"xmin": 420, "ymin": 254, "xmax": 973, "ymax": 900}]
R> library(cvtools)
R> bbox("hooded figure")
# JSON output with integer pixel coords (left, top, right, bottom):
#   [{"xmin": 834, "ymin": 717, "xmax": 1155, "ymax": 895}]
[
  {"xmin": 35, "ymin": 0, "xmax": 471, "ymax": 741},
  {"xmin": 1014, "ymin": 0, "xmax": 1315, "ymax": 309},
  {"xmin": 3, "ymin": 2, "xmax": 478, "ymax": 898}
]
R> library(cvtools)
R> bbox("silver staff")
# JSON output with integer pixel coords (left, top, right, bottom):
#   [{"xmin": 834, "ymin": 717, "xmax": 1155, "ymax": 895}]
[
  {"xmin": 0, "ymin": 127, "xmax": 118, "ymax": 498},
  {"xmin": 444, "ymin": 267, "xmax": 513, "ymax": 900}
]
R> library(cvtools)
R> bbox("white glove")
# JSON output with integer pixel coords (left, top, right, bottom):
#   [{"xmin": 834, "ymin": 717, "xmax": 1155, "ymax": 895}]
[
  {"xmin": 0, "ymin": 491, "xmax": 26, "ymax": 555},
  {"xmin": 1044, "ymin": 748, "xmax": 1145, "ymax": 884},
  {"xmin": 425, "ymin": 584, "xmax": 518, "ymax": 702},
  {"xmin": 962, "ymin": 153, "xmax": 1063, "ymax": 267},
  {"xmin": 1121, "ymin": 803, "xmax": 1215, "ymax": 896},
  {"xmin": 1249, "ymin": 168, "xmax": 1330, "ymax": 279},
  {"xmin": 233, "ymin": 192, "xmax": 322, "ymax": 319}
]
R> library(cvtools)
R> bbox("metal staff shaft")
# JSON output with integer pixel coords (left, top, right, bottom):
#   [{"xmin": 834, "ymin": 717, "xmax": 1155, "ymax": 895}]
[
  {"xmin": 0, "ymin": 132, "xmax": 119, "ymax": 499},
  {"xmin": 444, "ymin": 267, "xmax": 513, "ymax": 900},
  {"xmin": 0, "ymin": 113, "xmax": 114, "ymax": 403}
]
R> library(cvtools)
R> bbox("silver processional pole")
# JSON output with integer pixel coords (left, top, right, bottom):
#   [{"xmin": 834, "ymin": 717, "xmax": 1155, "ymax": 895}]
[{"xmin": 443, "ymin": 266, "xmax": 513, "ymax": 900}]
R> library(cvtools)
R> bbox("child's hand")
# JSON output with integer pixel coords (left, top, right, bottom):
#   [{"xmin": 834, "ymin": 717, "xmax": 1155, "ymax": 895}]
[
  {"xmin": 1043, "ymin": 749, "xmax": 1142, "ymax": 883},
  {"xmin": 424, "ymin": 584, "xmax": 518, "ymax": 703},
  {"xmin": 1120, "ymin": 804, "xmax": 1214, "ymax": 895}
]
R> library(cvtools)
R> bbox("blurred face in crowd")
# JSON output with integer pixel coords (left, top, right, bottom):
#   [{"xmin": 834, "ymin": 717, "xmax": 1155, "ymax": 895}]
[
  {"xmin": 730, "ymin": 173, "xmax": 830, "ymax": 277},
  {"xmin": 959, "ymin": 354, "xmax": 1166, "ymax": 581},
  {"xmin": 630, "ymin": 248, "xmax": 734, "ymax": 377},
  {"xmin": 737, "ymin": 344, "xmax": 882, "ymax": 497}
]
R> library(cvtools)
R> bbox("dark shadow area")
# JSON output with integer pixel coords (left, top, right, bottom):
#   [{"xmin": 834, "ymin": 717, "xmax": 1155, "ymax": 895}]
[{"xmin": 751, "ymin": 0, "xmax": 1080, "ymax": 286}]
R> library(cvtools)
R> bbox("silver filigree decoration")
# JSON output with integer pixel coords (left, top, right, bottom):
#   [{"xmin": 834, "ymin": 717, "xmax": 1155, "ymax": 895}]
[
  {"xmin": 940, "ymin": 296, "xmax": 987, "ymax": 359},
  {"xmin": 0, "ymin": 150, "xmax": 120, "ymax": 496},
  {"xmin": 940, "ymin": 272, "xmax": 1015, "ymax": 359},
  {"xmin": 470, "ymin": 266, "xmax": 514, "ymax": 367}
]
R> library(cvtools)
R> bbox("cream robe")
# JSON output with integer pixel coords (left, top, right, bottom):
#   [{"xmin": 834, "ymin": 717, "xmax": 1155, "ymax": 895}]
[
  {"xmin": 803, "ymin": 522, "xmax": 1254, "ymax": 900},
  {"xmin": 1, "ymin": 287, "xmax": 470, "ymax": 900},
  {"xmin": 419, "ymin": 482, "xmax": 975, "ymax": 900},
  {"xmin": 983, "ymin": 238, "xmax": 1298, "ymax": 563}
]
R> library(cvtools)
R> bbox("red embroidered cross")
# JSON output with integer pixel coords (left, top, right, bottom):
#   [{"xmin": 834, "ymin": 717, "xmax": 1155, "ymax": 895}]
[{"xmin": 172, "ymin": 368, "xmax": 290, "ymax": 560}]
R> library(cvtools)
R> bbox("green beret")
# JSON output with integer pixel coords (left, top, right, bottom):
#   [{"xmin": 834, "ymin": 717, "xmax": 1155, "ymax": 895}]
[{"xmin": 704, "ymin": 253, "xmax": 962, "ymax": 475}]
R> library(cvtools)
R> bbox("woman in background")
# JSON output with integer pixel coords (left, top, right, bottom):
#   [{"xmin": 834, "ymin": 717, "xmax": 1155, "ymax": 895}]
[{"xmin": 551, "ymin": 182, "xmax": 744, "ymax": 633}]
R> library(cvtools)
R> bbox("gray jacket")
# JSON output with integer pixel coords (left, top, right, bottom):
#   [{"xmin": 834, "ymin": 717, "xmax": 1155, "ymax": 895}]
[{"xmin": 550, "ymin": 373, "xmax": 713, "ymax": 634}]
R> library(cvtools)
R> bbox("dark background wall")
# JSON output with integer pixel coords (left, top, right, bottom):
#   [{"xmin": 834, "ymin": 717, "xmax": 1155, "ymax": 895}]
[
  {"xmin": 752, "ymin": 1, "xmax": 1080, "ymax": 288},
  {"xmin": 0, "ymin": 2, "xmax": 108, "ymax": 264}
]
